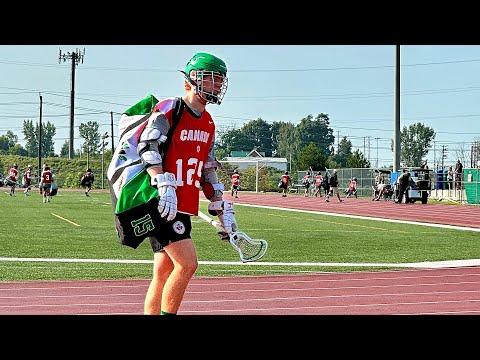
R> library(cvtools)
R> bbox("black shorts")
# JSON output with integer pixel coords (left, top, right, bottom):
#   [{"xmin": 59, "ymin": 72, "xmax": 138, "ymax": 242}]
[
  {"xmin": 42, "ymin": 183, "xmax": 52, "ymax": 192},
  {"xmin": 232, "ymin": 185, "xmax": 239, "ymax": 190},
  {"xmin": 149, "ymin": 212, "xmax": 192, "ymax": 253}
]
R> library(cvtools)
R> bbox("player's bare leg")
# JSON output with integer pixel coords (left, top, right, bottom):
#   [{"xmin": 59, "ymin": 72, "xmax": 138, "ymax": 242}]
[
  {"xmin": 144, "ymin": 251, "xmax": 175, "ymax": 315},
  {"xmin": 159, "ymin": 239, "xmax": 198, "ymax": 315},
  {"xmin": 337, "ymin": 190, "xmax": 343, "ymax": 202}
]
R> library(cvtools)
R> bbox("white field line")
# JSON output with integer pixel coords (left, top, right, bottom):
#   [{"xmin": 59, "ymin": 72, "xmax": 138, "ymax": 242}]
[
  {"xmin": 0, "ymin": 257, "xmax": 480, "ymax": 269},
  {"xmin": 199, "ymin": 199, "xmax": 480, "ymax": 233}
]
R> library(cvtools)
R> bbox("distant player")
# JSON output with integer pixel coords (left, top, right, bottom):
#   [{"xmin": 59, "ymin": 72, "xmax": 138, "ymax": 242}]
[
  {"xmin": 39, "ymin": 164, "xmax": 54, "ymax": 203},
  {"xmin": 346, "ymin": 177, "xmax": 358, "ymax": 199},
  {"xmin": 231, "ymin": 169, "xmax": 240, "ymax": 198},
  {"xmin": 23, "ymin": 164, "xmax": 33, "ymax": 196},
  {"xmin": 6, "ymin": 163, "xmax": 19, "ymax": 196},
  {"xmin": 302, "ymin": 171, "xmax": 312, "ymax": 197},
  {"xmin": 279, "ymin": 171, "xmax": 291, "ymax": 197},
  {"xmin": 313, "ymin": 171, "xmax": 323, "ymax": 197},
  {"xmin": 80, "ymin": 168, "xmax": 95, "ymax": 197}
]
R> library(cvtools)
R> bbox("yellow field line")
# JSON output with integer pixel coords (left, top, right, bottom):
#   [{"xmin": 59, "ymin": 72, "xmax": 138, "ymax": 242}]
[{"xmin": 51, "ymin": 213, "xmax": 80, "ymax": 227}]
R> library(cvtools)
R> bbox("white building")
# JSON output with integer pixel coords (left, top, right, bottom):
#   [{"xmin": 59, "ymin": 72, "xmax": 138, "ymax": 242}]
[{"xmin": 223, "ymin": 149, "xmax": 288, "ymax": 171}]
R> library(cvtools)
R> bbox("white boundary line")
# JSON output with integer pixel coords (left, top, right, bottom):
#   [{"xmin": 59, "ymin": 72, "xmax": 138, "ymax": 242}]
[
  {"xmin": 51, "ymin": 213, "xmax": 80, "ymax": 227},
  {"xmin": 202, "ymin": 200, "xmax": 480, "ymax": 233},
  {"xmin": 0, "ymin": 257, "xmax": 480, "ymax": 268}
]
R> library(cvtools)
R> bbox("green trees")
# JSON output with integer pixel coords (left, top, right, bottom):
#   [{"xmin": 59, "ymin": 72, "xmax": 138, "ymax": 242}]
[
  {"xmin": 22, "ymin": 120, "xmax": 56, "ymax": 157},
  {"xmin": 392, "ymin": 123, "xmax": 436, "ymax": 167},
  {"xmin": 79, "ymin": 121, "xmax": 101, "ymax": 156}
]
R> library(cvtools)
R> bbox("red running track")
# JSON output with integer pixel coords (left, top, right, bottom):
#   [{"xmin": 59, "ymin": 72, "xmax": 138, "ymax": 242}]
[
  {"xmin": 222, "ymin": 192, "xmax": 480, "ymax": 229},
  {"xmin": 1, "ymin": 267, "xmax": 480, "ymax": 315}
]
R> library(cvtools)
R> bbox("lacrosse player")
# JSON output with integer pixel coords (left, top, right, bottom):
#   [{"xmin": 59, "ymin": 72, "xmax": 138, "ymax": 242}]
[
  {"xmin": 279, "ymin": 171, "xmax": 291, "ymax": 197},
  {"xmin": 23, "ymin": 165, "xmax": 33, "ymax": 196},
  {"xmin": 39, "ymin": 164, "xmax": 54, "ymax": 203},
  {"xmin": 231, "ymin": 169, "xmax": 240, "ymax": 198},
  {"xmin": 6, "ymin": 163, "xmax": 19, "ymax": 196},
  {"xmin": 131, "ymin": 52, "xmax": 237, "ymax": 315},
  {"xmin": 80, "ymin": 168, "xmax": 95, "ymax": 197}
]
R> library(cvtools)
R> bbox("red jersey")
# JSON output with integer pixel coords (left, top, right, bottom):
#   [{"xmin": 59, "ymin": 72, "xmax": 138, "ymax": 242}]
[
  {"xmin": 231, "ymin": 173, "xmax": 240, "ymax": 186},
  {"xmin": 8, "ymin": 168, "xmax": 18, "ymax": 181},
  {"xmin": 41, "ymin": 170, "xmax": 53, "ymax": 184},
  {"xmin": 314, "ymin": 174, "xmax": 323, "ymax": 186},
  {"xmin": 281, "ymin": 174, "xmax": 290, "ymax": 184},
  {"xmin": 349, "ymin": 180, "xmax": 357, "ymax": 191},
  {"xmin": 155, "ymin": 101, "xmax": 215, "ymax": 216},
  {"xmin": 23, "ymin": 169, "xmax": 32, "ymax": 181}
]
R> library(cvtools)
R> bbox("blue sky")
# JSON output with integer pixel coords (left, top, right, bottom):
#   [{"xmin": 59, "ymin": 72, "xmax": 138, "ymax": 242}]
[{"xmin": 1, "ymin": 45, "xmax": 479, "ymax": 168}]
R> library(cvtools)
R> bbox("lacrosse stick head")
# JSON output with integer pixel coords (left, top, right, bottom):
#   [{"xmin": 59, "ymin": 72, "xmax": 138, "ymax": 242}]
[{"xmin": 229, "ymin": 231, "xmax": 268, "ymax": 263}]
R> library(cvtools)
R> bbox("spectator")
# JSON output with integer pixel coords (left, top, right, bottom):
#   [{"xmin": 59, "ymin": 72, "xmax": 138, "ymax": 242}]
[
  {"xmin": 395, "ymin": 169, "xmax": 411, "ymax": 204},
  {"xmin": 373, "ymin": 182, "xmax": 387, "ymax": 201},
  {"xmin": 454, "ymin": 159, "xmax": 463, "ymax": 190},
  {"xmin": 447, "ymin": 166, "xmax": 454, "ymax": 192},
  {"xmin": 321, "ymin": 172, "xmax": 330, "ymax": 197},
  {"xmin": 326, "ymin": 169, "xmax": 343, "ymax": 203}
]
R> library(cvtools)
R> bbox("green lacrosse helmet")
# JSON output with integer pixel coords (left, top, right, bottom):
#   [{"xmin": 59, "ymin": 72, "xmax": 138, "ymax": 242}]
[{"xmin": 183, "ymin": 52, "xmax": 228, "ymax": 105}]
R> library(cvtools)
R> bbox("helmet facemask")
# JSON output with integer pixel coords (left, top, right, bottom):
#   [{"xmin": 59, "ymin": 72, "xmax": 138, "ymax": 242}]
[{"xmin": 188, "ymin": 70, "xmax": 228, "ymax": 105}]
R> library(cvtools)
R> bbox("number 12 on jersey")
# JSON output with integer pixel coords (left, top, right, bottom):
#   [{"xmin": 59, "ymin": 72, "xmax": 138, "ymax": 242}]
[{"xmin": 175, "ymin": 158, "xmax": 203, "ymax": 188}]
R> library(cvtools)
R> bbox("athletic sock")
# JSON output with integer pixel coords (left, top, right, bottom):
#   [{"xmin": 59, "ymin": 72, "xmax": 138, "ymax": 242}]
[{"xmin": 160, "ymin": 310, "xmax": 177, "ymax": 316}]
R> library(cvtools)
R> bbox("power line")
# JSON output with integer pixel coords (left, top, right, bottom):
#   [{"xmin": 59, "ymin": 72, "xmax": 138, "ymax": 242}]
[{"xmin": 1, "ymin": 56, "xmax": 480, "ymax": 72}]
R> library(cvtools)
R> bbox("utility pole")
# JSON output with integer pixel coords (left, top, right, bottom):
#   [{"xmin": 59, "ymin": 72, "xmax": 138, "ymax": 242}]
[
  {"xmin": 38, "ymin": 94, "xmax": 43, "ymax": 179},
  {"xmin": 363, "ymin": 136, "xmax": 366, "ymax": 158},
  {"xmin": 86, "ymin": 135, "xmax": 90, "ymax": 170},
  {"xmin": 442, "ymin": 145, "xmax": 448, "ymax": 170},
  {"xmin": 393, "ymin": 45, "xmax": 401, "ymax": 172},
  {"xmin": 59, "ymin": 48, "xmax": 85, "ymax": 159},
  {"xmin": 367, "ymin": 136, "xmax": 371, "ymax": 165},
  {"xmin": 433, "ymin": 140, "xmax": 436, "ymax": 170},
  {"xmin": 110, "ymin": 111, "xmax": 115, "ymax": 153},
  {"xmin": 337, "ymin": 130, "xmax": 340, "ymax": 154},
  {"xmin": 101, "ymin": 132, "xmax": 109, "ymax": 189},
  {"xmin": 375, "ymin": 137, "xmax": 379, "ymax": 169}
]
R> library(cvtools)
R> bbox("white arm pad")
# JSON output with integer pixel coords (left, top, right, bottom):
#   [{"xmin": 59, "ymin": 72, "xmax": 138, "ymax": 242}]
[
  {"xmin": 138, "ymin": 127, "xmax": 168, "ymax": 167},
  {"xmin": 139, "ymin": 127, "xmax": 167, "ymax": 144}
]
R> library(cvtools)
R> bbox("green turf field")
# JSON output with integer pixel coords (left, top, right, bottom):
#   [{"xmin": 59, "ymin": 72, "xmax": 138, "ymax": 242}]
[{"xmin": 0, "ymin": 190, "xmax": 479, "ymax": 280}]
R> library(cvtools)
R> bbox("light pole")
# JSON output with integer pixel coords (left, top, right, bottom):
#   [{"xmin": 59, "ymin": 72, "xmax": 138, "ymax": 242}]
[{"xmin": 101, "ymin": 132, "xmax": 109, "ymax": 189}]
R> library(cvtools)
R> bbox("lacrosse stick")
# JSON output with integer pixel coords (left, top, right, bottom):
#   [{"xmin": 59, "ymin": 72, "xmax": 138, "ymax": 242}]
[{"xmin": 197, "ymin": 210, "xmax": 268, "ymax": 263}]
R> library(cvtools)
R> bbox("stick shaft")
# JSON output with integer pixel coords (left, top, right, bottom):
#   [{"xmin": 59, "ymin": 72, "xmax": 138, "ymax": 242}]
[{"xmin": 197, "ymin": 210, "xmax": 220, "ymax": 227}]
